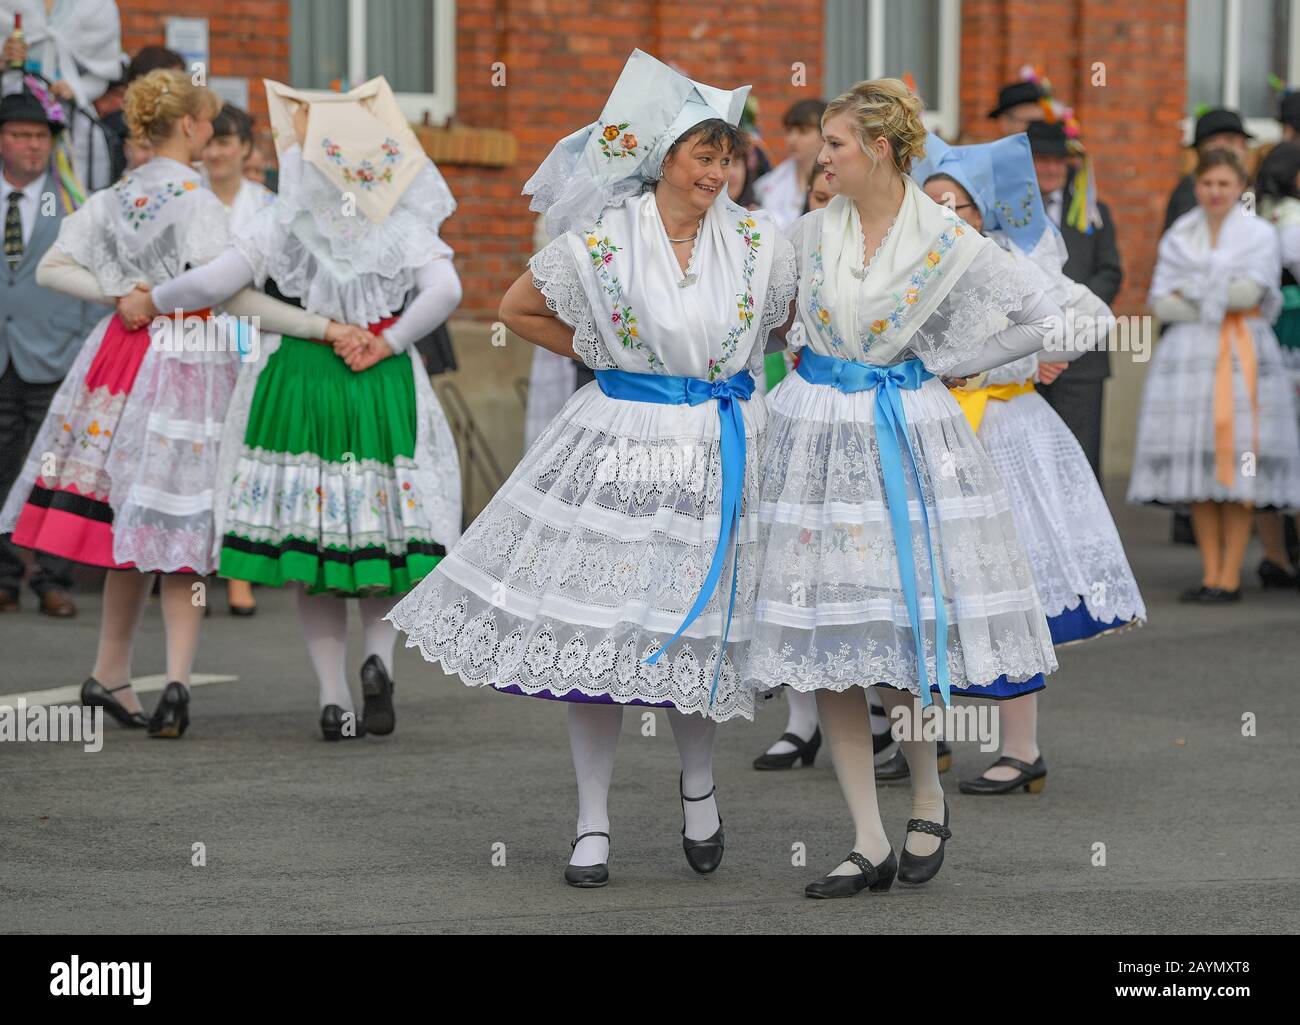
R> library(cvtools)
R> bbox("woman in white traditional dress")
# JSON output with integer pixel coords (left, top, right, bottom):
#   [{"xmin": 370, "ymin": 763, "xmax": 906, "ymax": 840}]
[
  {"xmin": 914, "ymin": 131, "xmax": 1146, "ymax": 796},
  {"xmin": 1, "ymin": 0, "xmax": 124, "ymax": 192},
  {"xmin": 389, "ymin": 49, "xmax": 797, "ymax": 888},
  {"xmin": 1129, "ymin": 148, "xmax": 1300, "ymax": 601},
  {"xmin": 203, "ymin": 100, "xmax": 274, "ymax": 616},
  {"xmin": 0, "ymin": 70, "xmax": 367, "ymax": 737},
  {"xmin": 116, "ymin": 78, "xmax": 464, "ymax": 741},
  {"xmin": 746, "ymin": 80, "xmax": 1070, "ymax": 898}
]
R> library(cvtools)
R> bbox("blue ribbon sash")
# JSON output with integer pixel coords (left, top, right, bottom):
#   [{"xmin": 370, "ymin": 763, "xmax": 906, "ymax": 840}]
[
  {"xmin": 795, "ymin": 349, "xmax": 952, "ymax": 707},
  {"xmin": 594, "ymin": 368, "xmax": 755, "ymax": 706}
]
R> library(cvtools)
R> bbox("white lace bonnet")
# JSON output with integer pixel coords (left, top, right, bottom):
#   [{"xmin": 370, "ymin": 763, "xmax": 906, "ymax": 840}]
[
  {"xmin": 525, "ymin": 48, "xmax": 751, "ymax": 238},
  {"xmin": 265, "ymin": 76, "xmax": 433, "ymax": 223}
]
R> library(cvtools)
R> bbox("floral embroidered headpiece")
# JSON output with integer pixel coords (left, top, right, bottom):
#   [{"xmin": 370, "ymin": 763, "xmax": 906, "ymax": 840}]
[
  {"xmin": 524, "ymin": 48, "xmax": 751, "ymax": 237},
  {"xmin": 911, "ymin": 131, "xmax": 1054, "ymax": 252},
  {"xmin": 264, "ymin": 76, "xmax": 423, "ymax": 222}
]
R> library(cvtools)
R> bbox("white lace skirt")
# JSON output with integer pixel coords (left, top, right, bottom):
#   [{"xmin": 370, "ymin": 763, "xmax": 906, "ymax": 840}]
[
  {"xmin": 980, "ymin": 390, "xmax": 1146, "ymax": 633},
  {"xmin": 745, "ymin": 371, "xmax": 1058, "ymax": 698},
  {"xmin": 1128, "ymin": 319, "xmax": 1300, "ymax": 508},
  {"xmin": 388, "ymin": 383, "xmax": 768, "ymax": 721}
]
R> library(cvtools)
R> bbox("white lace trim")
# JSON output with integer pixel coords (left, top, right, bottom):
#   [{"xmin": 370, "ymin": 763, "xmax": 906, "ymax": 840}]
[
  {"xmin": 980, "ymin": 392, "xmax": 1147, "ymax": 625},
  {"xmin": 906, "ymin": 242, "xmax": 1045, "ymax": 376},
  {"xmin": 528, "ymin": 239, "xmax": 613, "ymax": 369},
  {"xmin": 54, "ymin": 180, "xmax": 231, "ymax": 297},
  {"xmin": 232, "ymin": 154, "xmax": 456, "ymax": 325}
]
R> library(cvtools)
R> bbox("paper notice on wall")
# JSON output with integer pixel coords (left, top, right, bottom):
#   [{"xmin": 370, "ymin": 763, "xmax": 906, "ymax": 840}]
[{"xmin": 165, "ymin": 17, "xmax": 210, "ymax": 80}]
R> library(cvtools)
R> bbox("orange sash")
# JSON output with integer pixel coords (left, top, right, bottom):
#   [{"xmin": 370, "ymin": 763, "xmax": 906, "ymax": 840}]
[{"xmin": 1213, "ymin": 310, "xmax": 1259, "ymax": 489}]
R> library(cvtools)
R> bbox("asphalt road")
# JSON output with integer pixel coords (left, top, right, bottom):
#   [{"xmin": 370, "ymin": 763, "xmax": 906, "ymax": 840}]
[{"xmin": 1, "ymin": 484, "xmax": 1297, "ymax": 934}]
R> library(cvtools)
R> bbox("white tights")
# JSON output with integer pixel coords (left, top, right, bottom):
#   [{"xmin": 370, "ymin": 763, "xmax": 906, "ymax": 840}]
[
  {"xmin": 815, "ymin": 685, "xmax": 947, "ymax": 876},
  {"xmin": 295, "ymin": 586, "xmax": 399, "ymax": 710},
  {"xmin": 91, "ymin": 570, "xmax": 204, "ymax": 713},
  {"xmin": 567, "ymin": 703, "xmax": 720, "ymax": 867}
]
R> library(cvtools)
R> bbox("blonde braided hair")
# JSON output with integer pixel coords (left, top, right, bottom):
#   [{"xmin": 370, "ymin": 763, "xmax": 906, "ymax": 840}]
[{"xmin": 822, "ymin": 78, "xmax": 927, "ymax": 176}]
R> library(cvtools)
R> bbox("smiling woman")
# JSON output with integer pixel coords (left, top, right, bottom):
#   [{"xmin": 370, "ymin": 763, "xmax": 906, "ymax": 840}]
[{"xmin": 390, "ymin": 48, "xmax": 798, "ymax": 891}]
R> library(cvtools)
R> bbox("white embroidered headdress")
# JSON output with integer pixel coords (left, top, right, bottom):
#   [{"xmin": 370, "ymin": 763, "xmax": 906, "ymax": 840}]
[
  {"xmin": 525, "ymin": 48, "xmax": 750, "ymax": 237},
  {"xmin": 265, "ymin": 76, "xmax": 426, "ymax": 223}
]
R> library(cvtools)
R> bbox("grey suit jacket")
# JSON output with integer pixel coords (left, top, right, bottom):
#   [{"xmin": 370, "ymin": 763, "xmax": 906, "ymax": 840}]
[
  {"xmin": 1056, "ymin": 183, "xmax": 1123, "ymax": 381},
  {"xmin": 0, "ymin": 170, "xmax": 104, "ymax": 384}
]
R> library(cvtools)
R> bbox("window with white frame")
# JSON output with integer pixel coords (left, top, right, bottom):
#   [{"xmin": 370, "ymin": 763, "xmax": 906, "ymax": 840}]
[
  {"xmin": 823, "ymin": 0, "xmax": 960, "ymax": 138},
  {"xmin": 290, "ymin": 0, "xmax": 456, "ymax": 125},
  {"xmin": 1186, "ymin": 0, "xmax": 1300, "ymax": 141}
]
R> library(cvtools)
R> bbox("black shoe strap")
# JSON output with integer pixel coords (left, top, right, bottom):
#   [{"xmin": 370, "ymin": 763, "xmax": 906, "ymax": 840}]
[
  {"xmin": 571, "ymin": 831, "xmax": 610, "ymax": 849},
  {"xmin": 845, "ymin": 851, "xmax": 886, "ymax": 880},
  {"xmin": 992, "ymin": 755, "xmax": 1041, "ymax": 775},
  {"xmin": 905, "ymin": 818, "xmax": 952, "ymax": 840}
]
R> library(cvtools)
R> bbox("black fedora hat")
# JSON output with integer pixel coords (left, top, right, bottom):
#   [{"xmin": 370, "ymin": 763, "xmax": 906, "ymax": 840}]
[
  {"xmin": 0, "ymin": 90, "xmax": 64, "ymax": 135},
  {"xmin": 988, "ymin": 80, "xmax": 1043, "ymax": 119},
  {"xmin": 1026, "ymin": 120, "xmax": 1071, "ymax": 157},
  {"xmin": 1193, "ymin": 107, "xmax": 1254, "ymax": 147},
  {"xmin": 1279, "ymin": 91, "xmax": 1300, "ymax": 132}
]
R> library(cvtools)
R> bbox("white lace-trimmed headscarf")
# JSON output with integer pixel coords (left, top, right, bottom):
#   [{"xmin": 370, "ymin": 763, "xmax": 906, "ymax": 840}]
[
  {"xmin": 525, "ymin": 48, "xmax": 750, "ymax": 238},
  {"xmin": 265, "ymin": 76, "xmax": 434, "ymax": 224}
]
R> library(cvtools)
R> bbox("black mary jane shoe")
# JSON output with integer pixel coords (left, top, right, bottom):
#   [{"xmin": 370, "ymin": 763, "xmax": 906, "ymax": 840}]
[
  {"xmin": 563, "ymin": 831, "xmax": 611, "ymax": 888},
  {"xmin": 752, "ymin": 727, "xmax": 822, "ymax": 770},
  {"xmin": 360, "ymin": 654, "xmax": 396, "ymax": 736},
  {"xmin": 1259, "ymin": 559, "xmax": 1299, "ymax": 589},
  {"xmin": 320, "ymin": 704, "xmax": 367, "ymax": 741},
  {"xmin": 147, "ymin": 682, "xmax": 191, "ymax": 739},
  {"xmin": 680, "ymin": 774, "xmax": 725, "ymax": 874},
  {"xmin": 1179, "ymin": 584, "xmax": 1241, "ymax": 604},
  {"xmin": 80, "ymin": 677, "xmax": 148, "ymax": 729},
  {"xmin": 958, "ymin": 754, "xmax": 1046, "ymax": 795},
  {"xmin": 897, "ymin": 799, "xmax": 951, "ymax": 885},
  {"xmin": 875, "ymin": 740, "xmax": 952, "ymax": 781},
  {"xmin": 804, "ymin": 848, "xmax": 897, "ymax": 899}
]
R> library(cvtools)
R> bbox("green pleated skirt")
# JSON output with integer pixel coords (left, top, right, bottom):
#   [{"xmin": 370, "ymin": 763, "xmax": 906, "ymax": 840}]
[{"xmin": 218, "ymin": 336, "xmax": 445, "ymax": 596}]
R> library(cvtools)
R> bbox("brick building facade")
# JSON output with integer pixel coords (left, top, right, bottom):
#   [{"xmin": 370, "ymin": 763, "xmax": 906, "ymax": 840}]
[{"xmin": 116, "ymin": 0, "xmax": 1191, "ymax": 320}]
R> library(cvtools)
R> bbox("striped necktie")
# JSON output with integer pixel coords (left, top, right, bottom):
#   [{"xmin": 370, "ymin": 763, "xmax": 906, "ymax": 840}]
[{"xmin": 4, "ymin": 191, "xmax": 23, "ymax": 267}]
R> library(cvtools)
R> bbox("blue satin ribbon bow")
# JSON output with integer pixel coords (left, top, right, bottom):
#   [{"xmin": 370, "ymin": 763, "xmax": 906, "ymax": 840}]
[
  {"xmin": 796, "ymin": 349, "xmax": 952, "ymax": 708},
  {"xmin": 595, "ymin": 367, "xmax": 755, "ymax": 706}
]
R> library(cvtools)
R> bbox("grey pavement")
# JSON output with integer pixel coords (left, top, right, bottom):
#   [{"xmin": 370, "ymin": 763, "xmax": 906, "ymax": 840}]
[{"xmin": 1, "ymin": 483, "xmax": 1298, "ymax": 934}]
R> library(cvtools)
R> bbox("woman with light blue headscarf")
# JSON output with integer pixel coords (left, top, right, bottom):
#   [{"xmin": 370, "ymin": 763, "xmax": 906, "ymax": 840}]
[{"xmin": 915, "ymin": 131, "xmax": 1147, "ymax": 798}]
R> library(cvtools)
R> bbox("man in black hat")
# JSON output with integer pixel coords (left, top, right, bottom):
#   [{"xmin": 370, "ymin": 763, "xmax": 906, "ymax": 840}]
[
  {"xmin": 1279, "ymin": 91, "xmax": 1300, "ymax": 142},
  {"xmin": 1027, "ymin": 119, "xmax": 1122, "ymax": 481},
  {"xmin": 0, "ymin": 90, "xmax": 100, "ymax": 616},
  {"xmin": 989, "ymin": 79, "xmax": 1047, "ymax": 136},
  {"xmin": 1163, "ymin": 108, "xmax": 1254, "ymax": 229}
]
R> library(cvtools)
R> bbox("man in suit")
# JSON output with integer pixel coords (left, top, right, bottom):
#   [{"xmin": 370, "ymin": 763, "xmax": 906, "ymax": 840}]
[
  {"xmin": 1024, "ymin": 120, "xmax": 1122, "ymax": 480},
  {"xmin": 0, "ymin": 90, "xmax": 100, "ymax": 615}
]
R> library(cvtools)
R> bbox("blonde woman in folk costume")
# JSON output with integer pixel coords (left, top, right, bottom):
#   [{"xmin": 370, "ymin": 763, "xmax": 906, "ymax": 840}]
[
  {"xmin": 914, "ymin": 131, "xmax": 1146, "ymax": 796},
  {"xmin": 116, "ymin": 78, "xmax": 464, "ymax": 741},
  {"xmin": 1, "ymin": 70, "xmax": 367, "ymax": 737},
  {"xmin": 747, "ymin": 80, "xmax": 1071, "ymax": 897},
  {"xmin": 390, "ymin": 49, "xmax": 797, "ymax": 888}
]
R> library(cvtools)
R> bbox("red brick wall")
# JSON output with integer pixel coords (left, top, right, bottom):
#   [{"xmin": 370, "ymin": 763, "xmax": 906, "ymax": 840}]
[
  {"xmin": 119, "ymin": 0, "xmax": 290, "ymax": 125},
  {"xmin": 114, "ymin": 0, "xmax": 1184, "ymax": 319},
  {"xmin": 447, "ymin": 0, "xmax": 825, "ymax": 318},
  {"xmin": 959, "ymin": 0, "xmax": 1188, "ymax": 313}
]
